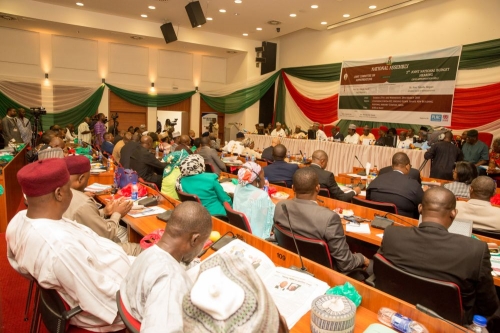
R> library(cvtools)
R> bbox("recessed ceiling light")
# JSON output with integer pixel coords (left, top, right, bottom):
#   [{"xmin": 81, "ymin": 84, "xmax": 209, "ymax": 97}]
[
  {"xmin": 197, "ymin": 25, "xmax": 201, "ymax": 27},
  {"xmin": 219, "ymin": 9, "xmax": 226, "ymax": 13},
  {"xmin": 321, "ymin": 21, "xmax": 327, "ymax": 25},
  {"xmin": 242, "ymin": 33, "xmax": 248, "ymax": 36},
  {"xmin": 235, "ymin": 0, "xmax": 242, "ymax": 3},
  {"xmin": 311, "ymin": 5, "xmax": 318, "ymax": 9},
  {"xmin": 290, "ymin": 13, "xmax": 297, "ymax": 17},
  {"xmin": 76, "ymin": 2, "xmax": 84, "ymax": 6},
  {"xmin": 256, "ymin": 27, "xmax": 262, "ymax": 31},
  {"xmin": 343, "ymin": 14, "xmax": 350, "ymax": 18},
  {"xmin": 369, "ymin": 5, "xmax": 377, "ymax": 9},
  {"xmin": 141, "ymin": 14, "xmax": 148, "ymax": 18},
  {"xmin": 206, "ymin": 17, "xmax": 213, "ymax": 20},
  {"xmin": 234, "ymin": 13, "xmax": 239, "ymax": 16},
  {"xmin": 148, "ymin": 6, "xmax": 155, "ymax": 10}
]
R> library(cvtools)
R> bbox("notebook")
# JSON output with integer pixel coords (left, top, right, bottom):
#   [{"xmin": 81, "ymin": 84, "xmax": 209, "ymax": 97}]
[{"xmin": 418, "ymin": 215, "xmax": 473, "ymax": 237}]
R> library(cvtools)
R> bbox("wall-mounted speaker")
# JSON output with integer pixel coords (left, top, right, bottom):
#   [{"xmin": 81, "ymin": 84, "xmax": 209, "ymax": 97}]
[
  {"xmin": 160, "ymin": 23, "xmax": 177, "ymax": 44},
  {"xmin": 185, "ymin": 1, "xmax": 206, "ymax": 28}
]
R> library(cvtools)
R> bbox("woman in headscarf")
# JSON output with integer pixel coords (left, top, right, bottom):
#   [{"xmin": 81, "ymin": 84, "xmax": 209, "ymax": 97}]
[
  {"xmin": 176, "ymin": 154, "xmax": 232, "ymax": 216},
  {"xmin": 161, "ymin": 150, "xmax": 189, "ymax": 199},
  {"xmin": 233, "ymin": 162, "xmax": 275, "ymax": 239},
  {"xmin": 240, "ymin": 137, "xmax": 262, "ymax": 160}
]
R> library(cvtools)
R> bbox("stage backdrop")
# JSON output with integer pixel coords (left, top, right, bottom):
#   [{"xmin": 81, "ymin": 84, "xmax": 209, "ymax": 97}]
[{"xmin": 338, "ymin": 46, "xmax": 462, "ymax": 126}]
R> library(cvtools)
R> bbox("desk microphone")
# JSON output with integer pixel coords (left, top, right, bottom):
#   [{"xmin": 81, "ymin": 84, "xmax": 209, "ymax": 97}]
[
  {"xmin": 416, "ymin": 304, "xmax": 468, "ymax": 332},
  {"xmin": 197, "ymin": 231, "xmax": 235, "ymax": 258},
  {"xmin": 354, "ymin": 156, "xmax": 367, "ymax": 176},
  {"xmin": 282, "ymin": 205, "xmax": 314, "ymax": 277},
  {"xmin": 299, "ymin": 150, "xmax": 304, "ymax": 158}
]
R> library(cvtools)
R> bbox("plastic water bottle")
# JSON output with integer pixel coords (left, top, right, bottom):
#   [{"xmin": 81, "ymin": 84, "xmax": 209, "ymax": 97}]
[
  {"xmin": 263, "ymin": 177, "xmax": 269, "ymax": 193},
  {"xmin": 246, "ymin": 152, "xmax": 249, "ymax": 161},
  {"xmin": 98, "ymin": 151, "xmax": 103, "ymax": 163},
  {"xmin": 251, "ymin": 154, "xmax": 256, "ymax": 162},
  {"xmin": 469, "ymin": 315, "xmax": 488, "ymax": 333},
  {"xmin": 155, "ymin": 146, "xmax": 160, "ymax": 159},
  {"xmin": 221, "ymin": 151, "xmax": 225, "ymax": 159},
  {"xmin": 377, "ymin": 307, "xmax": 429, "ymax": 333},
  {"xmin": 303, "ymin": 153, "xmax": 307, "ymax": 163},
  {"xmin": 108, "ymin": 156, "xmax": 114, "ymax": 172},
  {"xmin": 107, "ymin": 157, "xmax": 111, "ymax": 171},
  {"xmin": 287, "ymin": 152, "xmax": 290, "ymax": 160},
  {"xmin": 131, "ymin": 182, "xmax": 139, "ymax": 201}
]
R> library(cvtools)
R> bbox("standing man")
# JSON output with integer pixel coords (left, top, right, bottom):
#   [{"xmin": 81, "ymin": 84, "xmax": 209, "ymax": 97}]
[
  {"xmin": 271, "ymin": 122, "xmax": 286, "ymax": 137},
  {"xmin": 64, "ymin": 124, "xmax": 76, "ymax": 143},
  {"xmin": 344, "ymin": 124, "xmax": 360, "ymax": 144},
  {"xmin": 462, "ymin": 129, "xmax": 489, "ymax": 167},
  {"xmin": 313, "ymin": 122, "xmax": 327, "ymax": 141},
  {"xmin": 93, "ymin": 113, "xmax": 107, "ymax": 146},
  {"xmin": 16, "ymin": 108, "xmax": 32, "ymax": 145},
  {"xmin": 359, "ymin": 125, "xmax": 375, "ymax": 144},
  {"xmin": 1, "ymin": 107, "xmax": 23, "ymax": 143},
  {"xmin": 330, "ymin": 126, "xmax": 344, "ymax": 142},
  {"xmin": 78, "ymin": 117, "xmax": 92, "ymax": 144},
  {"xmin": 424, "ymin": 131, "xmax": 463, "ymax": 180}
]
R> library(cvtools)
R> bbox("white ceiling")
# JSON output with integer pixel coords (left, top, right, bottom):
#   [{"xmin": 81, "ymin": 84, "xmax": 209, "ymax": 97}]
[{"xmin": 0, "ymin": 0, "xmax": 426, "ymax": 57}]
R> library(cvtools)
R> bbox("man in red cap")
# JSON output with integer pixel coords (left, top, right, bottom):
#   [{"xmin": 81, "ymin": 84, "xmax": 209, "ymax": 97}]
[
  {"xmin": 62, "ymin": 155, "xmax": 141, "ymax": 255},
  {"xmin": 7, "ymin": 158, "xmax": 131, "ymax": 331}
]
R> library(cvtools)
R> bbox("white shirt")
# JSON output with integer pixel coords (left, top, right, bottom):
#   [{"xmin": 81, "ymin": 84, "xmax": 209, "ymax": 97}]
[
  {"xmin": 65, "ymin": 127, "xmax": 76, "ymax": 142},
  {"xmin": 316, "ymin": 129, "xmax": 328, "ymax": 141},
  {"xmin": 271, "ymin": 128, "xmax": 286, "ymax": 137},
  {"xmin": 397, "ymin": 138, "xmax": 413, "ymax": 149},
  {"xmin": 6, "ymin": 210, "xmax": 131, "ymax": 332},
  {"xmin": 120, "ymin": 246, "xmax": 192, "ymax": 333},
  {"xmin": 222, "ymin": 140, "xmax": 244, "ymax": 155},
  {"xmin": 78, "ymin": 122, "xmax": 92, "ymax": 144},
  {"xmin": 344, "ymin": 133, "xmax": 360, "ymax": 144}
]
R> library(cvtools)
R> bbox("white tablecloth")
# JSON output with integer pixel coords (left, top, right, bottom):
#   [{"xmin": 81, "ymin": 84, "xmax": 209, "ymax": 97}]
[{"xmin": 246, "ymin": 134, "xmax": 430, "ymax": 177}]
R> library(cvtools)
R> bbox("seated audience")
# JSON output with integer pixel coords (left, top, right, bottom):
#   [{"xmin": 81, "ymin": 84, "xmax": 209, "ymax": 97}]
[
  {"xmin": 112, "ymin": 132, "xmax": 131, "ymax": 164},
  {"xmin": 170, "ymin": 131, "xmax": 181, "ymax": 153},
  {"xmin": 183, "ymin": 252, "xmax": 289, "ymax": 333},
  {"xmin": 310, "ymin": 150, "xmax": 360, "ymax": 201},
  {"xmin": 197, "ymin": 137, "xmax": 226, "ymax": 175},
  {"xmin": 7, "ymin": 158, "xmax": 131, "ymax": 331},
  {"xmin": 407, "ymin": 128, "xmax": 416, "ymax": 143},
  {"xmin": 175, "ymin": 134, "xmax": 193, "ymax": 155},
  {"xmin": 462, "ymin": 129, "xmax": 489, "ymax": 167},
  {"xmin": 113, "ymin": 130, "xmax": 125, "ymax": 145},
  {"xmin": 456, "ymin": 176, "xmax": 500, "ymax": 231},
  {"xmin": 49, "ymin": 136, "xmax": 66, "ymax": 150},
  {"xmin": 443, "ymin": 161, "xmax": 476, "ymax": 198},
  {"xmin": 344, "ymin": 124, "xmax": 360, "ymax": 144},
  {"xmin": 424, "ymin": 131, "xmax": 463, "ymax": 180},
  {"xmin": 240, "ymin": 137, "xmax": 262, "ymax": 159},
  {"xmin": 274, "ymin": 168, "xmax": 369, "ymax": 274},
  {"xmin": 264, "ymin": 123, "xmax": 273, "ymax": 135},
  {"xmin": 161, "ymin": 150, "xmax": 190, "ymax": 200},
  {"xmin": 271, "ymin": 122, "xmax": 286, "ymax": 137},
  {"xmin": 222, "ymin": 132, "xmax": 245, "ymax": 155},
  {"xmin": 313, "ymin": 122, "xmax": 327, "ymax": 141},
  {"xmin": 367, "ymin": 152, "xmax": 424, "ymax": 218},
  {"xmin": 209, "ymin": 132, "xmax": 221, "ymax": 150},
  {"xmin": 378, "ymin": 164, "xmax": 422, "ymax": 184},
  {"xmin": 191, "ymin": 137, "xmax": 201, "ymax": 153},
  {"xmin": 102, "ymin": 132, "xmax": 115, "ymax": 155},
  {"xmin": 488, "ymin": 137, "xmax": 500, "ymax": 172},
  {"xmin": 158, "ymin": 132, "xmax": 171, "ymax": 152},
  {"xmin": 378, "ymin": 187, "xmax": 500, "ymax": 330},
  {"xmin": 120, "ymin": 133, "xmax": 140, "ymax": 169},
  {"xmin": 189, "ymin": 129, "xmax": 196, "ymax": 146},
  {"xmin": 130, "ymin": 135, "xmax": 166, "ymax": 189},
  {"xmin": 233, "ymin": 162, "xmax": 275, "ymax": 239},
  {"xmin": 262, "ymin": 137, "xmax": 280, "ymax": 162},
  {"xmin": 120, "ymin": 202, "xmax": 212, "ymax": 333},
  {"xmin": 263, "ymin": 144, "xmax": 298, "ymax": 187},
  {"xmin": 176, "ymin": 154, "xmax": 232, "ymax": 216},
  {"xmin": 62, "ymin": 155, "xmax": 141, "ymax": 255},
  {"xmin": 396, "ymin": 131, "xmax": 412, "ymax": 149},
  {"xmin": 65, "ymin": 123, "xmax": 76, "ymax": 142},
  {"xmin": 374, "ymin": 126, "xmax": 388, "ymax": 146},
  {"xmin": 291, "ymin": 125, "xmax": 307, "ymax": 139},
  {"xmin": 330, "ymin": 126, "xmax": 344, "ymax": 142},
  {"xmin": 359, "ymin": 125, "xmax": 375, "ymax": 144}
]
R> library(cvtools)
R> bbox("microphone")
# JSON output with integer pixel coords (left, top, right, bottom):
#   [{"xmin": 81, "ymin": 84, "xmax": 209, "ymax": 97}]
[
  {"xmin": 383, "ymin": 212, "xmax": 415, "ymax": 227},
  {"xmin": 416, "ymin": 304, "xmax": 468, "ymax": 332},
  {"xmin": 355, "ymin": 155, "xmax": 367, "ymax": 176},
  {"xmin": 198, "ymin": 231, "xmax": 235, "ymax": 258},
  {"xmin": 281, "ymin": 205, "xmax": 314, "ymax": 276},
  {"xmin": 299, "ymin": 150, "xmax": 304, "ymax": 158}
]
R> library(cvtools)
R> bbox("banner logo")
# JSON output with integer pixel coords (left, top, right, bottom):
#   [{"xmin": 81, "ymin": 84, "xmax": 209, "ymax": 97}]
[{"xmin": 430, "ymin": 114, "xmax": 442, "ymax": 122}]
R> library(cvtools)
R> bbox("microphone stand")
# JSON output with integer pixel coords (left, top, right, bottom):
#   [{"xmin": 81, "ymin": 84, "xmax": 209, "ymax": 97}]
[
  {"xmin": 416, "ymin": 304, "xmax": 469, "ymax": 332},
  {"xmin": 282, "ymin": 205, "xmax": 314, "ymax": 276},
  {"xmin": 355, "ymin": 155, "xmax": 367, "ymax": 176}
]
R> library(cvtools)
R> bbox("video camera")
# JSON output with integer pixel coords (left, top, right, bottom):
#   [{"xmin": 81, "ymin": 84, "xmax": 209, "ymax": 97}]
[
  {"xmin": 170, "ymin": 118, "xmax": 178, "ymax": 126},
  {"xmin": 30, "ymin": 107, "xmax": 47, "ymax": 117},
  {"xmin": 111, "ymin": 112, "xmax": 119, "ymax": 120}
]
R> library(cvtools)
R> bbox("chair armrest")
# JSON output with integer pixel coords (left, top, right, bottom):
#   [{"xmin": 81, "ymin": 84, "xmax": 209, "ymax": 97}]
[
  {"xmin": 365, "ymin": 274, "xmax": 376, "ymax": 287},
  {"xmin": 62, "ymin": 306, "xmax": 83, "ymax": 321}
]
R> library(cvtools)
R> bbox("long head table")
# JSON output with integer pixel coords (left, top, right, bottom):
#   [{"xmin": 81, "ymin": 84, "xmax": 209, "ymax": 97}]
[{"xmin": 246, "ymin": 134, "xmax": 431, "ymax": 177}]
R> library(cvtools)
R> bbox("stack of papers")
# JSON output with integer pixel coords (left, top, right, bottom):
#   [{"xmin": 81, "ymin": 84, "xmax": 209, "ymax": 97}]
[
  {"xmin": 84, "ymin": 183, "xmax": 112, "ymax": 192},
  {"xmin": 128, "ymin": 206, "xmax": 166, "ymax": 218},
  {"xmin": 345, "ymin": 222, "xmax": 371, "ymax": 234}
]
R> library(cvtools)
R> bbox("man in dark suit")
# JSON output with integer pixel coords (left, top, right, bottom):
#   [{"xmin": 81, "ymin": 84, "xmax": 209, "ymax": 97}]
[
  {"xmin": 263, "ymin": 144, "xmax": 298, "ymax": 187},
  {"xmin": 129, "ymin": 135, "xmax": 166, "ymax": 189},
  {"xmin": 274, "ymin": 168, "xmax": 369, "ymax": 274},
  {"xmin": 175, "ymin": 135, "xmax": 193, "ymax": 155},
  {"xmin": 309, "ymin": 150, "xmax": 361, "ymax": 201},
  {"xmin": 119, "ymin": 133, "xmax": 140, "ymax": 169},
  {"xmin": 424, "ymin": 131, "xmax": 463, "ymax": 180},
  {"xmin": 367, "ymin": 152, "xmax": 423, "ymax": 218},
  {"xmin": 379, "ymin": 187, "xmax": 500, "ymax": 330},
  {"xmin": 261, "ymin": 137, "xmax": 280, "ymax": 162},
  {"xmin": 378, "ymin": 165, "xmax": 422, "ymax": 184},
  {"xmin": 198, "ymin": 137, "xmax": 227, "ymax": 176}
]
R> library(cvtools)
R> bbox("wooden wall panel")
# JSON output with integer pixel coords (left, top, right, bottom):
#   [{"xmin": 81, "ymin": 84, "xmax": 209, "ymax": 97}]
[
  {"xmin": 157, "ymin": 98, "xmax": 191, "ymax": 112},
  {"xmin": 109, "ymin": 91, "xmax": 147, "ymax": 113},
  {"xmin": 109, "ymin": 91, "xmax": 147, "ymax": 132},
  {"xmin": 200, "ymin": 98, "xmax": 225, "ymax": 139}
]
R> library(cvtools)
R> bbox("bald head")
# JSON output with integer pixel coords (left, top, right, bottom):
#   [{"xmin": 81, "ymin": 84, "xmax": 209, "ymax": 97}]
[
  {"xmin": 271, "ymin": 137, "xmax": 280, "ymax": 147},
  {"xmin": 201, "ymin": 136, "xmax": 211, "ymax": 146},
  {"xmin": 272, "ymin": 144, "xmax": 287, "ymax": 160},
  {"xmin": 49, "ymin": 137, "xmax": 65, "ymax": 149},
  {"xmin": 292, "ymin": 168, "xmax": 319, "ymax": 196},
  {"xmin": 179, "ymin": 135, "xmax": 191, "ymax": 146},
  {"xmin": 392, "ymin": 152, "xmax": 410, "ymax": 167},
  {"xmin": 123, "ymin": 132, "xmax": 132, "ymax": 143},
  {"xmin": 470, "ymin": 176, "xmax": 497, "ymax": 201},
  {"xmin": 311, "ymin": 150, "xmax": 328, "ymax": 169},
  {"xmin": 419, "ymin": 187, "xmax": 457, "ymax": 228},
  {"xmin": 140, "ymin": 135, "xmax": 153, "ymax": 149}
]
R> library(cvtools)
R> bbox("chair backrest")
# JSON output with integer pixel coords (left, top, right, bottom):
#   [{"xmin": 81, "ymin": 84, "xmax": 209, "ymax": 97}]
[
  {"xmin": 372, "ymin": 254, "xmax": 463, "ymax": 324},
  {"xmin": 478, "ymin": 132, "xmax": 493, "ymax": 148},
  {"xmin": 352, "ymin": 197, "xmax": 398, "ymax": 214},
  {"xmin": 38, "ymin": 286, "xmax": 83, "ymax": 333},
  {"xmin": 138, "ymin": 178, "xmax": 159, "ymax": 192},
  {"xmin": 177, "ymin": 190, "xmax": 201, "ymax": 203},
  {"xmin": 472, "ymin": 228, "xmax": 500, "ymax": 240},
  {"xmin": 318, "ymin": 187, "xmax": 330, "ymax": 198},
  {"xmin": 116, "ymin": 291, "xmax": 141, "ymax": 333},
  {"xmin": 223, "ymin": 202, "xmax": 252, "ymax": 233},
  {"xmin": 273, "ymin": 224, "xmax": 333, "ymax": 269},
  {"xmin": 269, "ymin": 180, "xmax": 288, "ymax": 188},
  {"xmin": 371, "ymin": 128, "xmax": 380, "ymax": 140},
  {"xmin": 255, "ymin": 159, "xmax": 268, "ymax": 168},
  {"xmin": 205, "ymin": 163, "xmax": 216, "ymax": 173}
]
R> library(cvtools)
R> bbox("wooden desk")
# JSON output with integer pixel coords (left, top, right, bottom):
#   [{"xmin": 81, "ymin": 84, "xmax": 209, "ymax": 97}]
[
  {"xmin": 88, "ymin": 170, "xmax": 114, "ymax": 185},
  {"xmin": 0, "ymin": 147, "xmax": 27, "ymax": 232}
]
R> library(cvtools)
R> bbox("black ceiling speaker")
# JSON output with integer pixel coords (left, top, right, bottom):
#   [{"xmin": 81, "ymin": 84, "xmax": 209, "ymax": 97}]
[
  {"xmin": 160, "ymin": 23, "xmax": 177, "ymax": 44},
  {"xmin": 185, "ymin": 1, "xmax": 206, "ymax": 28}
]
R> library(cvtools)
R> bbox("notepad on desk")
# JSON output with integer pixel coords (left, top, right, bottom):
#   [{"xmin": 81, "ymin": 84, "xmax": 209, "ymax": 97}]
[{"xmin": 346, "ymin": 222, "xmax": 371, "ymax": 234}]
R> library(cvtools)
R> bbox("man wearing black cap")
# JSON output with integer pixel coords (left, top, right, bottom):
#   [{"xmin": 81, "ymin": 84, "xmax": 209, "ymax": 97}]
[{"xmin": 462, "ymin": 129, "xmax": 489, "ymax": 167}]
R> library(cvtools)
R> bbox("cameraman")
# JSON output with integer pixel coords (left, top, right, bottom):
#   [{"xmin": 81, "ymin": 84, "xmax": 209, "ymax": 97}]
[{"xmin": 94, "ymin": 113, "xmax": 107, "ymax": 146}]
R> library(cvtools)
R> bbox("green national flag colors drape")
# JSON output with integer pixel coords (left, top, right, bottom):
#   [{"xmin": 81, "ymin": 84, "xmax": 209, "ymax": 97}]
[{"xmin": 105, "ymin": 84, "xmax": 196, "ymax": 108}]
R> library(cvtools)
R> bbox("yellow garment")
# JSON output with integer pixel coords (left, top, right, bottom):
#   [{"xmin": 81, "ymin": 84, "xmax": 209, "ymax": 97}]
[{"xmin": 161, "ymin": 167, "xmax": 180, "ymax": 200}]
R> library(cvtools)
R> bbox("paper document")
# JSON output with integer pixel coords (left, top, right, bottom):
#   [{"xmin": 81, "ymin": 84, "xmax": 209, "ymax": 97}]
[
  {"xmin": 128, "ymin": 206, "xmax": 166, "ymax": 218},
  {"xmin": 346, "ymin": 173, "xmax": 368, "ymax": 180},
  {"xmin": 84, "ymin": 183, "xmax": 112, "ymax": 192},
  {"xmin": 346, "ymin": 222, "xmax": 371, "ymax": 234},
  {"xmin": 491, "ymin": 255, "xmax": 500, "ymax": 274},
  {"xmin": 220, "ymin": 182, "xmax": 237, "ymax": 194}
]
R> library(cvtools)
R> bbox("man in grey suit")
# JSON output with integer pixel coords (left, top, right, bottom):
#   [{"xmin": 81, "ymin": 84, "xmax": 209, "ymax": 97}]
[
  {"xmin": 198, "ymin": 137, "xmax": 227, "ymax": 176},
  {"xmin": 273, "ymin": 168, "xmax": 369, "ymax": 274},
  {"xmin": 1, "ymin": 107, "xmax": 23, "ymax": 143}
]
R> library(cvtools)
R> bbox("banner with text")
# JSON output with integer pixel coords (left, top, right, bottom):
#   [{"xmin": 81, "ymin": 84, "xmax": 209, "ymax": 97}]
[{"xmin": 338, "ymin": 46, "xmax": 462, "ymax": 126}]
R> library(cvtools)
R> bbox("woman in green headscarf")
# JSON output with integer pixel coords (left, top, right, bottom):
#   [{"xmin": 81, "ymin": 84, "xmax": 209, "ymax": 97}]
[{"xmin": 160, "ymin": 150, "xmax": 189, "ymax": 199}]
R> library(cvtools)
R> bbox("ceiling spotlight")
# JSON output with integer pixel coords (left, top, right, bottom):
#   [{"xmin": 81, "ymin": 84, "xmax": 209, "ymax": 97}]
[
  {"xmin": 242, "ymin": 33, "xmax": 248, "ymax": 36},
  {"xmin": 235, "ymin": 0, "xmax": 242, "ymax": 3},
  {"xmin": 311, "ymin": 5, "xmax": 318, "ymax": 9},
  {"xmin": 369, "ymin": 5, "xmax": 377, "ymax": 9},
  {"xmin": 256, "ymin": 27, "xmax": 262, "ymax": 31},
  {"xmin": 76, "ymin": 2, "xmax": 84, "ymax": 6},
  {"xmin": 290, "ymin": 13, "xmax": 297, "ymax": 17},
  {"xmin": 343, "ymin": 14, "xmax": 350, "ymax": 17},
  {"xmin": 148, "ymin": 6, "xmax": 155, "ymax": 9},
  {"xmin": 321, "ymin": 21, "xmax": 327, "ymax": 25},
  {"xmin": 206, "ymin": 17, "xmax": 213, "ymax": 20},
  {"xmin": 141, "ymin": 14, "xmax": 148, "ymax": 18},
  {"xmin": 219, "ymin": 9, "xmax": 226, "ymax": 13}
]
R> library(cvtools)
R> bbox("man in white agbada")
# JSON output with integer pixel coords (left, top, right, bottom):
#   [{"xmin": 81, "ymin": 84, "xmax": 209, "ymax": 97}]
[
  {"xmin": 271, "ymin": 122, "xmax": 286, "ymax": 137},
  {"xmin": 313, "ymin": 122, "xmax": 327, "ymax": 141},
  {"xmin": 6, "ymin": 158, "xmax": 131, "ymax": 332},
  {"xmin": 344, "ymin": 123, "xmax": 360, "ymax": 144},
  {"xmin": 120, "ymin": 201, "xmax": 212, "ymax": 333},
  {"xmin": 222, "ymin": 131, "xmax": 245, "ymax": 155}
]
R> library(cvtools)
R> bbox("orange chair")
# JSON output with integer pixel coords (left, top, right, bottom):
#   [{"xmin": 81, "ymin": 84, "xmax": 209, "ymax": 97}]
[
  {"xmin": 223, "ymin": 202, "xmax": 252, "ymax": 233},
  {"xmin": 371, "ymin": 128, "xmax": 380, "ymax": 140},
  {"xmin": 116, "ymin": 291, "xmax": 141, "ymax": 333},
  {"xmin": 352, "ymin": 197, "xmax": 398, "ymax": 215},
  {"xmin": 176, "ymin": 190, "xmax": 201, "ymax": 203}
]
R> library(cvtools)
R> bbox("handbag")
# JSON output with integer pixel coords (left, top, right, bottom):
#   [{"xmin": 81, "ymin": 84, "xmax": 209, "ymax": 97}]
[{"xmin": 115, "ymin": 167, "xmax": 138, "ymax": 188}]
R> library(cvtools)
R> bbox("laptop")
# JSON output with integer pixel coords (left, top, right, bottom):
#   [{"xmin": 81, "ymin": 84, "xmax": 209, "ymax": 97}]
[{"xmin": 418, "ymin": 215, "xmax": 473, "ymax": 237}]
